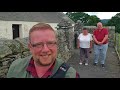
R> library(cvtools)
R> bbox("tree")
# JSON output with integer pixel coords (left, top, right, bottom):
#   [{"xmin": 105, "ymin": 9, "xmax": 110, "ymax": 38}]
[
  {"xmin": 87, "ymin": 15, "xmax": 101, "ymax": 26},
  {"xmin": 107, "ymin": 13, "xmax": 120, "ymax": 33},
  {"xmin": 66, "ymin": 12, "xmax": 100, "ymax": 26},
  {"xmin": 66, "ymin": 12, "xmax": 90, "ymax": 25}
]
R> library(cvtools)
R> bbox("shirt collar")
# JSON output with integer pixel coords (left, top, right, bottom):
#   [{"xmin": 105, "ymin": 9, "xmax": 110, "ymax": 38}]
[{"xmin": 26, "ymin": 57, "xmax": 55, "ymax": 78}]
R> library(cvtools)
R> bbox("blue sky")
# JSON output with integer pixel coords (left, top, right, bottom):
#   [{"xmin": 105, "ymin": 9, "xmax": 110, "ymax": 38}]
[{"xmin": 84, "ymin": 12, "xmax": 120, "ymax": 19}]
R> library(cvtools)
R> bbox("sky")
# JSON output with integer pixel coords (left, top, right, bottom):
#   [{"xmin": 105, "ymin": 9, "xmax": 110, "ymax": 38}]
[{"xmin": 84, "ymin": 12, "xmax": 120, "ymax": 19}]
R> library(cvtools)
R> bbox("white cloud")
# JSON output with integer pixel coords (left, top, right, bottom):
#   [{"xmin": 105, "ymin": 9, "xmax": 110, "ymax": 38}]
[{"xmin": 85, "ymin": 12, "xmax": 120, "ymax": 19}]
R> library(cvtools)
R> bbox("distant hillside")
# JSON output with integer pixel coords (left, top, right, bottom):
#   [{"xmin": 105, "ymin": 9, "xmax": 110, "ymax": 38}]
[{"xmin": 101, "ymin": 19, "xmax": 110, "ymax": 24}]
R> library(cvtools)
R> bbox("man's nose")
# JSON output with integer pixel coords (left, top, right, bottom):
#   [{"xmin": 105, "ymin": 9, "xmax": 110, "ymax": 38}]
[{"xmin": 41, "ymin": 44, "xmax": 50, "ymax": 52}]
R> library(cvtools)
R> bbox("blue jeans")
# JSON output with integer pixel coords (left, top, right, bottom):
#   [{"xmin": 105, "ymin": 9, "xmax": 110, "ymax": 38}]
[{"xmin": 94, "ymin": 43, "xmax": 108, "ymax": 64}]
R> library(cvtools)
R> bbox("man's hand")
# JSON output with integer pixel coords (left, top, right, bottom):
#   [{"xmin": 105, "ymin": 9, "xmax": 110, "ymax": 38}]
[{"xmin": 98, "ymin": 42, "xmax": 103, "ymax": 45}]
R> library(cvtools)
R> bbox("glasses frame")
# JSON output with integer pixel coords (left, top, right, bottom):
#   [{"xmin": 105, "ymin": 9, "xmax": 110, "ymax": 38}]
[{"xmin": 30, "ymin": 41, "xmax": 57, "ymax": 49}]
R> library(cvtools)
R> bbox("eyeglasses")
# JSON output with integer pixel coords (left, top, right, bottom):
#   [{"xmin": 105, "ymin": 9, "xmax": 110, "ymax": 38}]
[{"xmin": 30, "ymin": 41, "xmax": 57, "ymax": 49}]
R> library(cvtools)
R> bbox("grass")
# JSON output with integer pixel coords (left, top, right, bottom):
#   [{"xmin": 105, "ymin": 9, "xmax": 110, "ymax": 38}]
[{"xmin": 114, "ymin": 33, "xmax": 120, "ymax": 61}]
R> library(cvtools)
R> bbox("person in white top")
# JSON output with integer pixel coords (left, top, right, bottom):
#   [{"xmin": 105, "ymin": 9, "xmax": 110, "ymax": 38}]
[{"xmin": 77, "ymin": 28, "xmax": 93, "ymax": 65}]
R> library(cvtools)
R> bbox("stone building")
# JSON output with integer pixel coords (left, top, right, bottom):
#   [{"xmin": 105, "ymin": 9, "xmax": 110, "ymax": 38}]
[{"xmin": 0, "ymin": 12, "xmax": 74, "ymax": 39}]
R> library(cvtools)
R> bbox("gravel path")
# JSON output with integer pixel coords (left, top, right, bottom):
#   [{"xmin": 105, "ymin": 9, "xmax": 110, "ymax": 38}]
[{"xmin": 67, "ymin": 46, "xmax": 120, "ymax": 78}]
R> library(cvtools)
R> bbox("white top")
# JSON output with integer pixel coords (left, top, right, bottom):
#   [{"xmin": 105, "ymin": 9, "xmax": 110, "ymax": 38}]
[{"xmin": 78, "ymin": 33, "xmax": 93, "ymax": 48}]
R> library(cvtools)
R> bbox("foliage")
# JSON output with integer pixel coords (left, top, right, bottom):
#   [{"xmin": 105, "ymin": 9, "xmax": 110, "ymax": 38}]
[
  {"xmin": 66, "ymin": 12, "xmax": 89, "ymax": 25},
  {"xmin": 87, "ymin": 15, "xmax": 101, "ymax": 26},
  {"xmin": 66, "ymin": 12, "xmax": 100, "ymax": 26},
  {"xmin": 106, "ymin": 13, "xmax": 120, "ymax": 33}
]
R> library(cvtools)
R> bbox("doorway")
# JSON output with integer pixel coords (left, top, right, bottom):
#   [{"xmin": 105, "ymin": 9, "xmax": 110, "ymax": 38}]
[{"xmin": 12, "ymin": 24, "xmax": 19, "ymax": 39}]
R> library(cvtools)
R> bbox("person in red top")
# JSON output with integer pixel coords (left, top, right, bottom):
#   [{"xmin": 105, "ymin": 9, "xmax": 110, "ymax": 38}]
[{"xmin": 93, "ymin": 22, "xmax": 109, "ymax": 68}]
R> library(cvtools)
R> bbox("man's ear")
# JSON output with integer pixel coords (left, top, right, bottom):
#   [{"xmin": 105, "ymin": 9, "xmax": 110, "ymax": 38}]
[{"xmin": 28, "ymin": 43, "xmax": 33, "ymax": 53}]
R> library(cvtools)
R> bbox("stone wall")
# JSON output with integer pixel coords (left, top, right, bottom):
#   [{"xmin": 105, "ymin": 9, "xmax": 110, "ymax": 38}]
[
  {"xmin": 0, "ymin": 38, "xmax": 31, "ymax": 78},
  {"xmin": 57, "ymin": 27, "xmax": 74, "ymax": 62},
  {"xmin": 0, "ymin": 26, "xmax": 74, "ymax": 78}
]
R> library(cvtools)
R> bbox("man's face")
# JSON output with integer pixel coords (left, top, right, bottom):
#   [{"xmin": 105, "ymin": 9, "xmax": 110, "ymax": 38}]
[
  {"xmin": 97, "ymin": 22, "xmax": 103, "ymax": 29},
  {"xmin": 28, "ymin": 29, "xmax": 57, "ymax": 66}
]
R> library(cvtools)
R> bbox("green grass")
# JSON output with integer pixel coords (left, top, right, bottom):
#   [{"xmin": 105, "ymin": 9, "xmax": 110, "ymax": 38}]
[{"xmin": 115, "ymin": 33, "xmax": 120, "ymax": 59}]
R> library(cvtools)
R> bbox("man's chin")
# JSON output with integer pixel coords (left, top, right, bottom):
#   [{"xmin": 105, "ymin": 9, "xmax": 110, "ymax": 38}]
[
  {"xmin": 34, "ymin": 55, "xmax": 55, "ymax": 66},
  {"xmin": 39, "ymin": 58, "xmax": 54, "ymax": 66},
  {"xmin": 39, "ymin": 61, "xmax": 53, "ymax": 66}
]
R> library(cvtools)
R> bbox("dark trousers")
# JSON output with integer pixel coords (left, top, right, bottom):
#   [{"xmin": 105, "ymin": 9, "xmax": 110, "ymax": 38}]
[{"xmin": 80, "ymin": 48, "xmax": 90, "ymax": 63}]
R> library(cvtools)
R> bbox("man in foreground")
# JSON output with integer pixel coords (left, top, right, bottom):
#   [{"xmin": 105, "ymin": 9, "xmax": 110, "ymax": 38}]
[{"xmin": 7, "ymin": 23, "xmax": 80, "ymax": 78}]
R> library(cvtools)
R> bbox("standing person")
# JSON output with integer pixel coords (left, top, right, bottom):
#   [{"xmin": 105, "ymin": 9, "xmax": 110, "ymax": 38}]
[
  {"xmin": 7, "ymin": 23, "xmax": 80, "ymax": 78},
  {"xmin": 93, "ymin": 22, "xmax": 109, "ymax": 68},
  {"xmin": 77, "ymin": 28, "xmax": 93, "ymax": 66}
]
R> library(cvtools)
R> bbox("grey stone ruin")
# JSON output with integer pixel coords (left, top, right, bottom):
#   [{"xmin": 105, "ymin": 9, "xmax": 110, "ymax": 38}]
[
  {"xmin": 74, "ymin": 20, "xmax": 83, "ymax": 48},
  {"xmin": 74, "ymin": 20, "xmax": 83, "ymax": 33},
  {"xmin": 57, "ymin": 17, "xmax": 73, "ymax": 29},
  {"xmin": 56, "ymin": 17, "xmax": 74, "ymax": 62}
]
